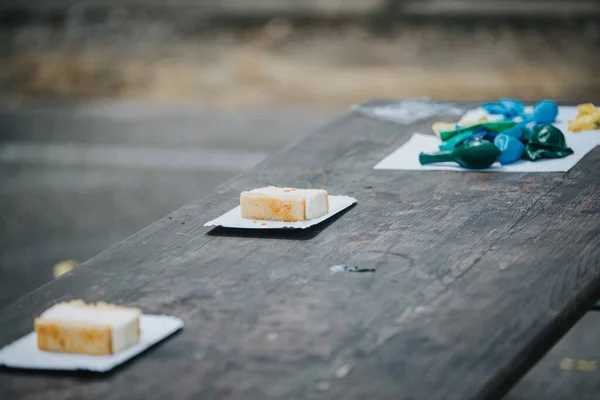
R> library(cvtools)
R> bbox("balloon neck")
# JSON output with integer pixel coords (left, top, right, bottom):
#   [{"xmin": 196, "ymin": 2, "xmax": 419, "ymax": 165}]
[{"xmin": 419, "ymin": 151, "xmax": 455, "ymax": 165}]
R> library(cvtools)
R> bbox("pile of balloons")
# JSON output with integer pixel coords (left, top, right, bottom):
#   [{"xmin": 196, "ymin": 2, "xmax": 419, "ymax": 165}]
[{"xmin": 420, "ymin": 99, "xmax": 574, "ymax": 169}]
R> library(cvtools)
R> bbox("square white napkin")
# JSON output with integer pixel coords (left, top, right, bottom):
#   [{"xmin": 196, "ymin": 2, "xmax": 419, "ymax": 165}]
[
  {"xmin": 0, "ymin": 314, "xmax": 184, "ymax": 372},
  {"xmin": 204, "ymin": 195, "xmax": 357, "ymax": 229}
]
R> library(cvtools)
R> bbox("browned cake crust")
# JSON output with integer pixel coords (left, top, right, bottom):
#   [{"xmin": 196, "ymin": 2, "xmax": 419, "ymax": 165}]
[
  {"xmin": 35, "ymin": 320, "xmax": 113, "ymax": 355},
  {"xmin": 241, "ymin": 193, "xmax": 306, "ymax": 222},
  {"xmin": 34, "ymin": 300, "xmax": 142, "ymax": 355}
]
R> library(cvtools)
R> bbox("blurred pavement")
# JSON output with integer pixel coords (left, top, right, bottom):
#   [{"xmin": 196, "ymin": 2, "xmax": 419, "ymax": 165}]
[{"xmin": 0, "ymin": 101, "xmax": 335, "ymax": 307}]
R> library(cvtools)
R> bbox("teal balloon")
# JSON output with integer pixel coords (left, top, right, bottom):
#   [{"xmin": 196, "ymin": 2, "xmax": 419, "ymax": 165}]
[
  {"xmin": 494, "ymin": 134, "xmax": 525, "ymax": 165},
  {"xmin": 420, "ymin": 139, "xmax": 501, "ymax": 169},
  {"xmin": 439, "ymin": 131, "xmax": 474, "ymax": 151}
]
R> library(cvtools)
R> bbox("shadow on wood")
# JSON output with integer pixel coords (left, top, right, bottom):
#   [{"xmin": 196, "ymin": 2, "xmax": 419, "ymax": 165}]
[{"xmin": 206, "ymin": 203, "xmax": 356, "ymax": 240}]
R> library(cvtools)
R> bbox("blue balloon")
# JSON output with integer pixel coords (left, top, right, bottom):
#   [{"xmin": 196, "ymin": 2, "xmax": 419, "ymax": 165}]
[
  {"xmin": 455, "ymin": 128, "xmax": 497, "ymax": 148},
  {"xmin": 499, "ymin": 125, "xmax": 525, "ymax": 139},
  {"xmin": 494, "ymin": 134, "xmax": 525, "ymax": 165},
  {"xmin": 481, "ymin": 103, "xmax": 507, "ymax": 115},
  {"xmin": 521, "ymin": 100, "xmax": 558, "ymax": 125},
  {"xmin": 498, "ymin": 98, "xmax": 525, "ymax": 118},
  {"xmin": 533, "ymin": 100, "xmax": 558, "ymax": 124},
  {"xmin": 481, "ymin": 98, "xmax": 525, "ymax": 119}
]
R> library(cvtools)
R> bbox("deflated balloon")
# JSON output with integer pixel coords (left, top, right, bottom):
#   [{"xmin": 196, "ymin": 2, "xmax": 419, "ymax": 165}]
[
  {"xmin": 523, "ymin": 125, "xmax": 573, "ymax": 161},
  {"xmin": 420, "ymin": 139, "xmax": 501, "ymax": 169},
  {"xmin": 494, "ymin": 134, "xmax": 525, "ymax": 165}
]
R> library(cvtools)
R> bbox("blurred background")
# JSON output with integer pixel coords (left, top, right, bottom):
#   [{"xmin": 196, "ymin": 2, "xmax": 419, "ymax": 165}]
[{"xmin": 1, "ymin": 0, "xmax": 599, "ymax": 308}]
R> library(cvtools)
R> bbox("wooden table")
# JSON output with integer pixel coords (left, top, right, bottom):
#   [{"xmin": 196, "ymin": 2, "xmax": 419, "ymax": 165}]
[{"xmin": 1, "ymin": 100, "xmax": 599, "ymax": 400}]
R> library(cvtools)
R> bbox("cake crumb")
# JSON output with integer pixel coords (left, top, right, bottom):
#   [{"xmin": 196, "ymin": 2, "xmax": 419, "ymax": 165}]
[
  {"xmin": 335, "ymin": 364, "xmax": 352, "ymax": 378},
  {"xmin": 261, "ymin": 223, "xmax": 267, "ymax": 226}
]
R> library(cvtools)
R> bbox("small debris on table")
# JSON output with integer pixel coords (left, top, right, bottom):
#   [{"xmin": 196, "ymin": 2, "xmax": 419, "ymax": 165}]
[
  {"xmin": 52, "ymin": 259, "xmax": 79, "ymax": 278},
  {"xmin": 335, "ymin": 363, "xmax": 352, "ymax": 378},
  {"xmin": 329, "ymin": 265, "xmax": 376, "ymax": 273},
  {"xmin": 559, "ymin": 358, "xmax": 599, "ymax": 372}
]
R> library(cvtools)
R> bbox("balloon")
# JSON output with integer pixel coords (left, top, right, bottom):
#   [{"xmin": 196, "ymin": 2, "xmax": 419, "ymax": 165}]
[
  {"xmin": 494, "ymin": 134, "xmax": 525, "ymax": 165},
  {"xmin": 481, "ymin": 98, "xmax": 524, "ymax": 119},
  {"xmin": 520, "ymin": 100, "xmax": 558, "ymax": 125},
  {"xmin": 523, "ymin": 125, "xmax": 573, "ymax": 161},
  {"xmin": 499, "ymin": 124, "xmax": 527, "ymax": 139},
  {"xmin": 439, "ymin": 121, "xmax": 515, "ymax": 141},
  {"xmin": 420, "ymin": 140, "xmax": 501, "ymax": 169}
]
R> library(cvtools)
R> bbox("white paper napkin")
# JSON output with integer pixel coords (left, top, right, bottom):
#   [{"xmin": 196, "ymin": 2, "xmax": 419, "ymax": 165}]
[
  {"xmin": 374, "ymin": 106, "xmax": 600, "ymax": 172},
  {"xmin": 204, "ymin": 195, "xmax": 357, "ymax": 229},
  {"xmin": 0, "ymin": 315, "xmax": 184, "ymax": 372}
]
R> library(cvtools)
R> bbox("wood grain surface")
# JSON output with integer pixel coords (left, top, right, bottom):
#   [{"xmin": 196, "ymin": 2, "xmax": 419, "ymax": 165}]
[{"xmin": 0, "ymin": 101, "xmax": 599, "ymax": 400}]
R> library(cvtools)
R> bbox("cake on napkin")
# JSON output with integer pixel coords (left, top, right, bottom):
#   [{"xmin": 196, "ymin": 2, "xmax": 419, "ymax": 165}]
[
  {"xmin": 240, "ymin": 186, "xmax": 329, "ymax": 222},
  {"xmin": 35, "ymin": 300, "xmax": 141, "ymax": 355}
]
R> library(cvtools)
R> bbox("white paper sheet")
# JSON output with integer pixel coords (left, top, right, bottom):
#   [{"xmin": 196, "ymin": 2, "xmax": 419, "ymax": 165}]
[
  {"xmin": 0, "ymin": 314, "xmax": 184, "ymax": 372},
  {"xmin": 374, "ymin": 106, "xmax": 600, "ymax": 172},
  {"xmin": 204, "ymin": 195, "xmax": 357, "ymax": 229}
]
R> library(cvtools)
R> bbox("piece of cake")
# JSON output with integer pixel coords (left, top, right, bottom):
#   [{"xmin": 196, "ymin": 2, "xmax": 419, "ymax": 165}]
[
  {"xmin": 240, "ymin": 186, "xmax": 329, "ymax": 222},
  {"xmin": 35, "ymin": 300, "xmax": 141, "ymax": 355}
]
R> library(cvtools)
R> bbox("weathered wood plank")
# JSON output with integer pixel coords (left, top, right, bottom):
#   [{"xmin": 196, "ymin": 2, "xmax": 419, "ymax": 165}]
[
  {"xmin": 0, "ymin": 102, "xmax": 599, "ymax": 400},
  {"xmin": 506, "ymin": 311, "xmax": 600, "ymax": 400}
]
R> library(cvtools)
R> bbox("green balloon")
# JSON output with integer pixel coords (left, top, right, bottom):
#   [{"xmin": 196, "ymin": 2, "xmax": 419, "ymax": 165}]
[
  {"xmin": 523, "ymin": 125, "xmax": 574, "ymax": 161},
  {"xmin": 419, "ymin": 140, "xmax": 501, "ymax": 169},
  {"xmin": 439, "ymin": 121, "xmax": 516, "ymax": 141}
]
